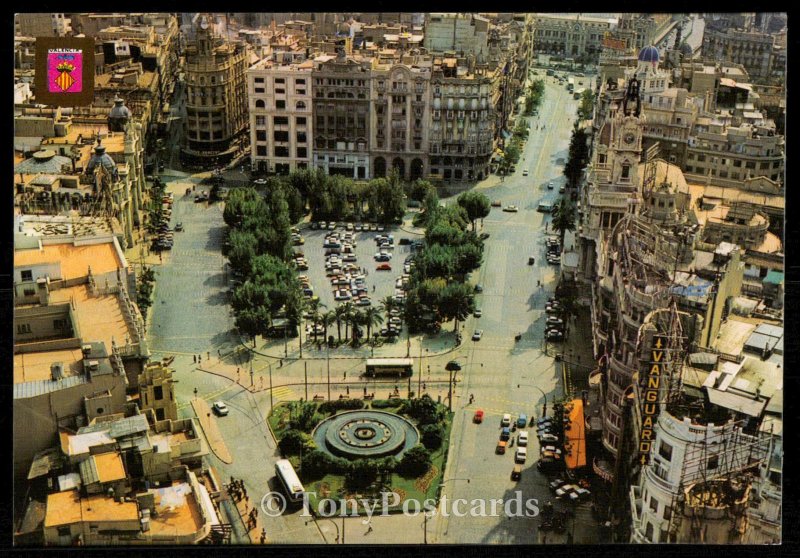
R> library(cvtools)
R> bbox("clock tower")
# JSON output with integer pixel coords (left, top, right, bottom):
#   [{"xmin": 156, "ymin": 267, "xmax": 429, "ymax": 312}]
[{"xmin": 609, "ymin": 76, "xmax": 644, "ymax": 190}]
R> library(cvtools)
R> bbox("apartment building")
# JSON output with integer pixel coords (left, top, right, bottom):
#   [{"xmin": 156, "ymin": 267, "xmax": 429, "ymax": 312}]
[
  {"xmin": 15, "ymin": 13, "xmax": 71, "ymax": 37},
  {"xmin": 370, "ymin": 59, "xmax": 431, "ymax": 180},
  {"xmin": 702, "ymin": 26, "xmax": 781, "ymax": 82},
  {"xmin": 531, "ymin": 13, "xmax": 616, "ymax": 60},
  {"xmin": 247, "ymin": 58, "xmax": 313, "ymax": 174},
  {"xmin": 311, "ymin": 51, "xmax": 373, "ymax": 179},
  {"xmin": 182, "ymin": 14, "xmax": 248, "ymax": 168}
]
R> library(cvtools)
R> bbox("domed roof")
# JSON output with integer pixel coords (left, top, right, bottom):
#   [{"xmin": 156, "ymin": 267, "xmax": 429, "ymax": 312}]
[
  {"xmin": 638, "ymin": 45, "xmax": 660, "ymax": 63},
  {"xmin": 86, "ymin": 144, "xmax": 117, "ymax": 176},
  {"xmin": 109, "ymin": 97, "xmax": 131, "ymax": 119}
]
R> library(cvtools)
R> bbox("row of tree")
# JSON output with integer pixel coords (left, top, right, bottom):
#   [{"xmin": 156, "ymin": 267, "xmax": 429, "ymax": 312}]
[
  {"xmin": 223, "ymin": 186, "xmax": 304, "ymax": 340},
  {"xmin": 499, "ymin": 119, "xmax": 530, "ymax": 174},
  {"xmin": 525, "ymin": 79, "xmax": 545, "ymax": 116},
  {"xmin": 576, "ymin": 89, "xmax": 596, "ymax": 122},
  {"xmin": 404, "ymin": 190, "xmax": 488, "ymax": 333}
]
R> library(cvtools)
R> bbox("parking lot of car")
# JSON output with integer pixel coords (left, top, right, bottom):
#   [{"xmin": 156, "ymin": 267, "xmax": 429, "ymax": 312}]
[{"xmin": 295, "ymin": 223, "xmax": 418, "ymax": 327}]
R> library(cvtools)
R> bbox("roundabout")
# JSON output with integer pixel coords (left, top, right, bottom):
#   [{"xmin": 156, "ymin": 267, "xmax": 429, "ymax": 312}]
[{"xmin": 313, "ymin": 410, "xmax": 420, "ymax": 459}]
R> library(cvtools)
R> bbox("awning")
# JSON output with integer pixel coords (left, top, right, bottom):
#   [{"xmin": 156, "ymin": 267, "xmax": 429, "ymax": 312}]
[{"xmin": 564, "ymin": 398, "xmax": 587, "ymax": 469}]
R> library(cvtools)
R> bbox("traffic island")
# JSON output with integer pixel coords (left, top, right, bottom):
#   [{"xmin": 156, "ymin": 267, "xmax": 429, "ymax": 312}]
[{"xmin": 268, "ymin": 396, "xmax": 452, "ymax": 516}]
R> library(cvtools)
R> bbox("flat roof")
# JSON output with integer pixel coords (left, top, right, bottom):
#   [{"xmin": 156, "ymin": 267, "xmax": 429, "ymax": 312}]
[
  {"xmin": 48, "ymin": 285, "xmax": 133, "ymax": 353},
  {"xmin": 45, "ymin": 490, "xmax": 139, "ymax": 528},
  {"xmin": 13, "ymin": 348, "xmax": 83, "ymax": 384},
  {"xmin": 714, "ymin": 318, "xmax": 756, "ymax": 356},
  {"xmin": 148, "ymin": 482, "xmax": 205, "ymax": 536},
  {"xmin": 15, "ymin": 241, "xmax": 124, "ymax": 281},
  {"xmin": 94, "ymin": 451, "xmax": 127, "ymax": 483}
]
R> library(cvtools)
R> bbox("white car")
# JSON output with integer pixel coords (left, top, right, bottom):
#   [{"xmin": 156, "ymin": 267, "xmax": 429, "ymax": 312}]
[
  {"xmin": 503, "ymin": 205, "xmax": 519, "ymax": 212},
  {"xmin": 518, "ymin": 431, "xmax": 529, "ymax": 447},
  {"xmin": 547, "ymin": 182, "xmax": 554, "ymax": 190},
  {"xmin": 523, "ymin": 169, "xmax": 529, "ymax": 176},
  {"xmin": 212, "ymin": 401, "xmax": 229, "ymax": 416},
  {"xmin": 515, "ymin": 447, "xmax": 528, "ymax": 463},
  {"xmin": 501, "ymin": 413, "xmax": 512, "ymax": 427},
  {"xmin": 474, "ymin": 308, "xmax": 482, "ymax": 317},
  {"xmin": 539, "ymin": 433, "xmax": 559, "ymax": 443}
]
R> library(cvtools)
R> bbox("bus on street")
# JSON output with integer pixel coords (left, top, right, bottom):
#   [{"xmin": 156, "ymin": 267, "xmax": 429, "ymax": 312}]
[
  {"xmin": 275, "ymin": 459, "xmax": 305, "ymax": 504},
  {"xmin": 365, "ymin": 358, "xmax": 414, "ymax": 377}
]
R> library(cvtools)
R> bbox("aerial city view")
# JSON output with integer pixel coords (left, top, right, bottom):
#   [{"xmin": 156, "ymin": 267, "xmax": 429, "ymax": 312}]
[{"xmin": 12, "ymin": 12, "xmax": 784, "ymax": 546}]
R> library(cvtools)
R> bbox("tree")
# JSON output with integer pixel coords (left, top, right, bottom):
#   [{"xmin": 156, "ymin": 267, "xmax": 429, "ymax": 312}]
[
  {"xmin": 564, "ymin": 127, "xmax": 589, "ymax": 189},
  {"xmin": 278, "ymin": 430, "xmax": 315, "ymax": 456},
  {"xmin": 322, "ymin": 310, "xmax": 337, "ymax": 346},
  {"xmin": 333, "ymin": 305, "xmax": 347, "ymax": 343},
  {"xmin": 577, "ymin": 89, "xmax": 596, "ymax": 121},
  {"xmin": 552, "ymin": 199, "xmax": 577, "ymax": 244},
  {"xmin": 408, "ymin": 179, "xmax": 434, "ymax": 202},
  {"xmin": 381, "ymin": 295, "xmax": 397, "ymax": 317},
  {"xmin": 363, "ymin": 306, "xmax": 384, "ymax": 339},
  {"xmin": 438, "ymin": 282, "xmax": 475, "ymax": 331},
  {"xmin": 397, "ymin": 446, "xmax": 432, "ymax": 478},
  {"xmin": 288, "ymin": 401, "xmax": 323, "ymax": 432},
  {"xmin": 401, "ymin": 394, "xmax": 443, "ymax": 426},
  {"xmin": 227, "ymin": 229, "xmax": 258, "ymax": 276},
  {"xmin": 345, "ymin": 459, "xmax": 379, "ymax": 490},
  {"xmin": 457, "ymin": 191, "xmax": 491, "ymax": 231},
  {"xmin": 503, "ymin": 142, "xmax": 521, "ymax": 167},
  {"xmin": 301, "ymin": 449, "xmax": 334, "ymax": 480},
  {"xmin": 307, "ymin": 299, "xmax": 326, "ymax": 343},
  {"xmin": 421, "ymin": 423, "xmax": 445, "ymax": 450}
]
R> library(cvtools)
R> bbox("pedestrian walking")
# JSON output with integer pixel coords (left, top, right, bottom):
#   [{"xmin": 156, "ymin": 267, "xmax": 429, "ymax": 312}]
[
  {"xmin": 237, "ymin": 367, "xmax": 240, "ymax": 374},
  {"xmin": 346, "ymin": 386, "xmax": 350, "ymax": 395},
  {"xmin": 207, "ymin": 351, "xmax": 210, "ymax": 360},
  {"xmin": 193, "ymin": 355, "xmax": 196, "ymax": 363},
  {"xmin": 279, "ymin": 359, "xmax": 283, "ymax": 367},
  {"xmin": 366, "ymin": 523, "xmax": 373, "ymax": 533}
]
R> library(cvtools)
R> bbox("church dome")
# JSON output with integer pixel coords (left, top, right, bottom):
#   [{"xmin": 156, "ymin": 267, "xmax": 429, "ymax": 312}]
[
  {"xmin": 638, "ymin": 45, "xmax": 660, "ymax": 63},
  {"xmin": 108, "ymin": 97, "xmax": 131, "ymax": 120},
  {"xmin": 86, "ymin": 144, "xmax": 117, "ymax": 176}
]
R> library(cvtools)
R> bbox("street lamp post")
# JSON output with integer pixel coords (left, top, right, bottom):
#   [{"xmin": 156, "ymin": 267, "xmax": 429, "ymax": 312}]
[
  {"xmin": 519, "ymin": 382, "xmax": 548, "ymax": 417},
  {"xmin": 268, "ymin": 363, "xmax": 273, "ymax": 413}
]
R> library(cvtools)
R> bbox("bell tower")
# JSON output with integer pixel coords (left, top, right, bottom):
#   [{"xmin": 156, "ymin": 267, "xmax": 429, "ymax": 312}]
[{"xmin": 609, "ymin": 76, "xmax": 644, "ymax": 189}]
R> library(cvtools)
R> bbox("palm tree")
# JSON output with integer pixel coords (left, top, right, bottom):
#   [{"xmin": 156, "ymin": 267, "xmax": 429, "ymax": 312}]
[
  {"xmin": 340, "ymin": 302, "xmax": 355, "ymax": 341},
  {"xmin": 363, "ymin": 306, "xmax": 384, "ymax": 339},
  {"xmin": 307, "ymin": 299, "xmax": 326, "ymax": 343},
  {"xmin": 322, "ymin": 310, "xmax": 337, "ymax": 346},
  {"xmin": 552, "ymin": 199, "xmax": 577, "ymax": 244},
  {"xmin": 381, "ymin": 295, "xmax": 396, "ymax": 317},
  {"xmin": 333, "ymin": 306, "xmax": 347, "ymax": 343},
  {"xmin": 350, "ymin": 308, "xmax": 365, "ymax": 344}
]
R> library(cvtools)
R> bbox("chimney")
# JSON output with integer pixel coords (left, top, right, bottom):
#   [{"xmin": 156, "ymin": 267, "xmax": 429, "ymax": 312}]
[
  {"xmin": 51, "ymin": 362, "xmax": 64, "ymax": 381},
  {"xmin": 82, "ymin": 344, "xmax": 93, "ymax": 358}
]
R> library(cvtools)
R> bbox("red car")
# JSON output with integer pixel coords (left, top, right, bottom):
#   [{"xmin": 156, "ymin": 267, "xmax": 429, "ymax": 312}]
[
  {"xmin": 376, "ymin": 263, "xmax": 392, "ymax": 271},
  {"xmin": 473, "ymin": 409, "xmax": 484, "ymax": 423}
]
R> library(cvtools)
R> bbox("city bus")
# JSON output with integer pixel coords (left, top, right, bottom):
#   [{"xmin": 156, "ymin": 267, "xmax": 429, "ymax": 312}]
[
  {"xmin": 275, "ymin": 459, "xmax": 305, "ymax": 504},
  {"xmin": 365, "ymin": 358, "xmax": 414, "ymax": 377}
]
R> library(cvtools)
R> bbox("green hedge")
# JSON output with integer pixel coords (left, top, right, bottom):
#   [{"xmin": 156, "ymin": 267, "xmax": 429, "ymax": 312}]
[{"xmin": 318, "ymin": 398, "xmax": 365, "ymax": 414}]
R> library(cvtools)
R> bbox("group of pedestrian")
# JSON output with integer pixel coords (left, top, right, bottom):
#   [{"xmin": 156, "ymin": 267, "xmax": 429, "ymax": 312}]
[
  {"xmin": 246, "ymin": 507, "xmax": 259, "ymax": 531},
  {"xmin": 228, "ymin": 477, "xmax": 247, "ymax": 503}
]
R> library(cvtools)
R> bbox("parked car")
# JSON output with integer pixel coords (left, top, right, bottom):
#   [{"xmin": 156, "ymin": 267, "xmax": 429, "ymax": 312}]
[
  {"xmin": 491, "ymin": 200, "xmax": 502, "ymax": 207},
  {"xmin": 518, "ymin": 430, "xmax": 529, "ymax": 447},
  {"xmin": 496, "ymin": 440, "xmax": 508, "ymax": 454},
  {"xmin": 474, "ymin": 308, "xmax": 482, "ymax": 317},
  {"xmin": 474, "ymin": 409, "xmax": 484, "ymax": 423},
  {"xmin": 559, "ymin": 185, "xmax": 566, "ymax": 193},
  {"xmin": 503, "ymin": 205, "xmax": 519, "ymax": 212},
  {"xmin": 174, "ymin": 222, "xmax": 183, "ymax": 232},
  {"xmin": 500, "ymin": 427, "xmax": 511, "ymax": 441},
  {"xmin": 501, "ymin": 413, "xmax": 512, "ymax": 427},
  {"xmin": 517, "ymin": 414, "xmax": 528, "ymax": 428},
  {"xmin": 547, "ymin": 182, "xmax": 554, "ymax": 190},
  {"xmin": 546, "ymin": 329, "xmax": 565, "ymax": 341},
  {"xmin": 546, "ymin": 317, "xmax": 565, "ymax": 327},
  {"xmin": 212, "ymin": 401, "xmax": 229, "ymax": 416},
  {"xmin": 376, "ymin": 263, "xmax": 392, "ymax": 271},
  {"xmin": 472, "ymin": 330, "xmax": 483, "ymax": 341},
  {"xmin": 523, "ymin": 169, "xmax": 529, "ymax": 176},
  {"xmin": 539, "ymin": 433, "xmax": 559, "ymax": 443},
  {"xmin": 475, "ymin": 284, "xmax": 484, "ymax": 293},
  {"xmin": 515, "ymin": 447, "xmax": 528, "ymax": 463}
]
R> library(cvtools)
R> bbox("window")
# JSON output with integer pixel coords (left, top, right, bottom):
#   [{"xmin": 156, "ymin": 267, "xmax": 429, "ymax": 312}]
[
  {"xmin": 255, "ymin": 99, "xmax": 265, "ymax": 109},
  {"xmin": 274, "ymin": 116, "xmax": 289, "ymax": 126},
  {"xmin": 645, "ymin": 522, "xmax": 654, "ymax": 541},
  {"xmin": 734, "ymin": 159, "xmax": 742, "ymax": 167},
  {"xmin": 256, "ymin": 130, "xmax": 267, "ymax": 141},
  {"xmin": 745, "ymin": 161, "xmax": 756, "ymax": 169},
  {"xmin": 255, "ymin": 77, "xmax": 264, "ymax": 83},
  {"xmin": 296, "ymin": 116, "xmax": 307, "ymax": 125},
  {"xmin": 297, "ymin": 132, "xmax": 307, "ymax": 143},
  {"xmin": 154, "ymin": 385, "xmax": 164, "ymax": 400},
  {"xmin": 621, "ymin": 164, "xmax": 630, "ymax": 179},
  {"xmin": 649, "ymin": 497, "xmax": 658, "ymax": 513},
  {"xmin": 664, "ymin": 505, "xmax": 672, "ymax": 521},
  {"xmin": 295, "ymin": 78, "xmax": 306, "ymax": 86},
  {"xmin": 274, "ymin": 130, "xmax": 289, "ymax": 142},
  {"xmin": 257, "ymin": 146, "xmax": 267, "ymax": 156},
  {"xmin": 21, "ymin": 270, "xmax": 33, "ymax": 281},
  {"xmin": 17, "ymin": 323, "xmax": 31, "ymax": 334},
  {"xmin": 276, "ymin": 100, "xmax": 286, "ymax": 110},
  {"xmin": 707, "ymin": 455, "xmax": 719, "ymax": 470},
  {"xmin": 255, "ymin": 116, "xmax": 266, "ymax": 126},
  {"xmin": 296, "ymin": 101, "xmax": 306, "ymax": 110},
  {"xmin": 275, "ymin": 88, "xmax": 285, "ymax": 94},
  {"xmin": 53, "ymin": 319, "xmax": 67, "ymax": 330},
  {"xmin": 275, "ymin": 78, "xmax": 285, "ymax": 84},
  {"xmin": 255, "ymin": 87, "xmax": 265, "ymax": 94},
  {"xmin": 274, "ymin": 146, "xmax": 290, "ymax": 157},
  {"xmin": 297, "ymin": 147, "xmax": 307, "ymax": 158},
  {"xmin": 23, "ymin": 288, "xmax": 35, "ymax": 297}
]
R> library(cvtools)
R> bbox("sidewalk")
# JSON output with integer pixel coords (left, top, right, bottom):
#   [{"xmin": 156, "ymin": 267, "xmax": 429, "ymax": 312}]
[
  {"xmin": 223, "ymin": 478, "xmax": 269, "ymax": 544},
  {"xmin": 190, "ymin": 397, "xmax": 233, "ymax": 464}
]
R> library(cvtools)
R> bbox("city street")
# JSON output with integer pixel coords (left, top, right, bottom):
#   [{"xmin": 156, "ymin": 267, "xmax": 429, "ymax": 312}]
[
  {"xmin": 426, "ymin": 76, "xmax": 599, "ymax": 543},
  {"xmin": 145, "ymin": 74, "xmax": 599, "ymax": 544}
]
